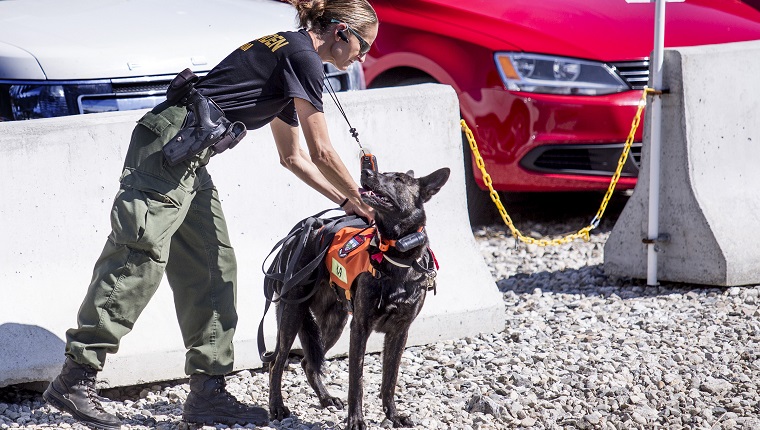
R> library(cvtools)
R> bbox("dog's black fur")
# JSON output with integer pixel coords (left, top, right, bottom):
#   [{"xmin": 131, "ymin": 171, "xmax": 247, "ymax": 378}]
[{"xmin": 267, "ymin": 167, "xmax": 450, "ymax": 429}]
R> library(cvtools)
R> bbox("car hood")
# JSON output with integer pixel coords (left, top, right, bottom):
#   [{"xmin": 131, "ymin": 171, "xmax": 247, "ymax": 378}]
[
  {"xmin": 389, "ymin": 0, "xmax": 760, "ymax": 61},
  {"xmin": 0, "ymin": 0, "xmax": 297, "ymax": 80}
]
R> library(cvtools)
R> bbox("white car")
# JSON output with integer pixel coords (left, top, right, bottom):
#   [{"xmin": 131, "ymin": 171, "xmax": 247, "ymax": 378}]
[{"xmin": 0, "ymin": 0, "xmax": 365, "ymax": 121}]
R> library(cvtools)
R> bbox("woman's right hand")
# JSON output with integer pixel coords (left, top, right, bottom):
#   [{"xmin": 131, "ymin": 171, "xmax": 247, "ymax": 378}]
[{"xmin": 343, "ymin": 198, "xmax": 375, "ymax": 224}]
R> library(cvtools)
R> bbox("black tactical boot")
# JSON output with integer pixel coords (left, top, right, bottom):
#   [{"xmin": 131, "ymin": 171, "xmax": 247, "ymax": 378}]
[
  {"xmin": 183, "ymin": 374, "xmax": 268, "ymax": 426},
  {"xmin": 42, "ymin": 358, "xmax": 122, "ymax": 430}
]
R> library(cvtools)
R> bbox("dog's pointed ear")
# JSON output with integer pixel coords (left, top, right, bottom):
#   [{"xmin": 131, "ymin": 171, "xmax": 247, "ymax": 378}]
[
  {"xmin": 419, "ymin": 168, "xmax": 450, "ymax": 202},
  {"xmin": 406, "ymin": 170, "xmax": 415, "ymax": 177}
]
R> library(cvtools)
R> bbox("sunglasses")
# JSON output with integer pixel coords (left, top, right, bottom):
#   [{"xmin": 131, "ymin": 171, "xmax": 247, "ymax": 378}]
[{"xmin": 330, "ymin": 19, "xmax": 371, "ymax": 56}]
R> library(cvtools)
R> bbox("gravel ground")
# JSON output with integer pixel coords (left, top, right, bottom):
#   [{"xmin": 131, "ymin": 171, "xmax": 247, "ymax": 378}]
[{"xmin": 3, "ymin": 196, "xmax": 760, "ymax": 429}]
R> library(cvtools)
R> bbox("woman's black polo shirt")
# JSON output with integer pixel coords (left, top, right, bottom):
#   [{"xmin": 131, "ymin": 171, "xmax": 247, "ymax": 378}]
[{"xmin": 196, "ymin": 29, "xmax": 324, "ymax": 130}]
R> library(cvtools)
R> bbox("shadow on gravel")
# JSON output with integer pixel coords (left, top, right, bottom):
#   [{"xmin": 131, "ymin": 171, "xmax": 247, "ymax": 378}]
[
  {"xmin": 496, "ymin": 264, "xmax": 727, "ymax": 300},
  {"xmin": 97, "ymin": 370, "xmax": 333, "ymax": 430},
  {"xmin": 470, "ymin": 190, "xmax": 631, "ymax": 231},
  {"xmin": 481, "ymin": 191, "xmax": 730, "ymax": 300},
  {"xmin": 0, "ymin": 373, "xmax": 333, "ymax": 430}
]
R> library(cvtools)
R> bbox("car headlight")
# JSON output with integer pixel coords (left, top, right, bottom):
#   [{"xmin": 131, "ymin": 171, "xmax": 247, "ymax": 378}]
[
  {"xmin": 0, "ymin": 82, "xmax": 114, "ymax": 121},
  {"xmin": 495, "ymin": 53, "xmax": 629, "ymax": 96},
  {"xmin": 1, "ymin": 84, "xmax": 70, "ymax": 120}
]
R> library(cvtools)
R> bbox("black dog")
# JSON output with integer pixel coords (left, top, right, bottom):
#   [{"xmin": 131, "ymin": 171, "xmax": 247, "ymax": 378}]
[{"xmin": 267, "ymin": 167, "xmax": 450, "ymax": 429}]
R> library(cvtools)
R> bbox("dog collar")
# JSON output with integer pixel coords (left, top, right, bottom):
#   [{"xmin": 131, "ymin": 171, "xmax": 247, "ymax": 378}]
[
  {"xmin": 376, "ymin": 227, "xmax": 425, "ymax": 252},
  {"xmin": 369, "ymin": 231, "xmax": 436, "ymax": 273}
]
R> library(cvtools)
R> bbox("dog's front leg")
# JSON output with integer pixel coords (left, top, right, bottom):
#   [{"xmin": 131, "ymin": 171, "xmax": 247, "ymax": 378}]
[
  {"xmin": 381, "ymin": 329, "xmax": 415, "ymax": 427},
  {"xmin": 346, "ymin": 318, "xmax": 371, "ymax": 430}
]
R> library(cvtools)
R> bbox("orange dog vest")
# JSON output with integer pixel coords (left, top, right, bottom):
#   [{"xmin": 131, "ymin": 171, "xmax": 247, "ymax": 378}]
[
  {"xmin": 325, "ymin": 225, "xmax": 437, "ymax": 303},
  {"xmin": 325, "ymin": 227, "xmax": 377, "ymax": 299}
]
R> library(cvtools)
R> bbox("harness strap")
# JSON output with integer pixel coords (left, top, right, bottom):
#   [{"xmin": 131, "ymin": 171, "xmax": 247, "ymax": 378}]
[
  {"xmin": 258, "ymin": 214, "xmax": 323, "ymax": 363},
  {"xmin": 382, "ymin": 254, "xmax": 412, "ymax": 268},
  {"xmin": 402, "ymin": 249, "xmax": 436, "ymax": 278}
]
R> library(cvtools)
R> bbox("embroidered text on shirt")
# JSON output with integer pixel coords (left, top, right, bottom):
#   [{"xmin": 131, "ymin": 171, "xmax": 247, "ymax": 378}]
[{"xmin": 256, "ymin": 34, "xmax": 289, "ymax": 52}]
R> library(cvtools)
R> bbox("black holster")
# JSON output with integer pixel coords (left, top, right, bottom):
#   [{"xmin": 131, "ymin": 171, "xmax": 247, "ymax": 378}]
[{"xmin": 162, "ymin": 69, "xmax": 247, "ymax": 166}]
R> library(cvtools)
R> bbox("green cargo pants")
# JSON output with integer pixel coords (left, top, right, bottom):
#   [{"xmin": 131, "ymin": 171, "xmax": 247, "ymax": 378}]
[{"xmin": 65, "ymin": 104, "xmax": 238, "ymax": 376}]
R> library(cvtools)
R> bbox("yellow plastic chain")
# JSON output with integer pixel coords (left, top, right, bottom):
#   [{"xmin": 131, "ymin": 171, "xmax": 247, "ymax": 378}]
[{"xmin": 461, "ymin": 87, "xmax": 655, "ymax": 246}]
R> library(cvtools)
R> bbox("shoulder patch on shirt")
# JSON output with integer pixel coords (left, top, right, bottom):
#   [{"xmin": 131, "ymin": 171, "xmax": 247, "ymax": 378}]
[{"xmin": 256, "ymin": 34, "xmax": 289, "ymax": 52}]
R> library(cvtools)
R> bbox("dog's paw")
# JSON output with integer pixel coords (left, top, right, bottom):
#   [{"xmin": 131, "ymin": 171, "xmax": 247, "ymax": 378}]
[
  {"xmin": 268, "ymin": 404, "xmax": 291, "ymax": 421},
  {"xmin": 345, "ymin": 415, "xmax": 366, "ymax": 430},
  {"xmin": 389, "ymin": 415, "xmax": 415, "ymax": 428},
  {"xmin": 319, "ymin": 396, "xmax": 344, "ymax": 410}
]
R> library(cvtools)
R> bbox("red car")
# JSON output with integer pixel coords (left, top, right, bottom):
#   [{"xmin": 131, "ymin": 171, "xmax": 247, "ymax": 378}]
[{"xmin": 364, "ymin": 0, "xmax": 760, "ymax": 197}]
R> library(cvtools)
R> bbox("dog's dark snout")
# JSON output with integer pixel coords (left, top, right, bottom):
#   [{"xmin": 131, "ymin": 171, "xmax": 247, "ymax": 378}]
[{"xmin": 361, "ymin": 169, "xmax": 375, "ymax": 182}]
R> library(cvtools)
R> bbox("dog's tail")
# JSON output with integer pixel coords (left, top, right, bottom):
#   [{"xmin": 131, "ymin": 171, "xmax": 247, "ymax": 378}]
[{"xmin": 299, "ymin": 313, "xmax": 326, "ymax": 373}]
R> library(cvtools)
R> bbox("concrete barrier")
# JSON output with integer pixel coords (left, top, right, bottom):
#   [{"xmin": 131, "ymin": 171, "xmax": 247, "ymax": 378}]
[
  {"xmin": 0, "ymin": 84, "xmax": 504, "ymax": 388},
  {"xmin": 605, "ymin": 40, "xmax": 760, "ymax": 286}
]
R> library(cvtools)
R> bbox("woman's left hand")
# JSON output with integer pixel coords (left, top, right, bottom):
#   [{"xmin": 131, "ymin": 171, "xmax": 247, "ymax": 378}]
[{"xmin": 343, "ymin": 198, "xmax": 375, "ymax": 224}]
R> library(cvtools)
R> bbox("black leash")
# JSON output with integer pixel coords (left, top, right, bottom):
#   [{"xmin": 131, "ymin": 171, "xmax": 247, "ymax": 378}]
[
  {"xmin": 257, "ymin": 209, "xmax": 370, "ymax": 363},
  {"xmin": 323, "ymin": 72, "xmax": 364, "ymax": 151}
]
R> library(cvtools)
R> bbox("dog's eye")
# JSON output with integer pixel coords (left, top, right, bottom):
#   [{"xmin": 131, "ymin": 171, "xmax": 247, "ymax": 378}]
[{"xmin": 394, "ymin": 176, "xmax": 404, "ymax": 183}]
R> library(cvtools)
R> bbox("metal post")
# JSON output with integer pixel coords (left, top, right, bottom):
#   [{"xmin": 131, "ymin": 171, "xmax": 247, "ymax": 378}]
[{"xmin": 647, "ymin": 0, "xmax": 666, "ymax": 286}]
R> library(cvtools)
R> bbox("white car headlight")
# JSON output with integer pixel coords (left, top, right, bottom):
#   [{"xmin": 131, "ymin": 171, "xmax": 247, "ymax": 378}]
[{"xmin": 495, "ymin": 52, "xmax": 629, "ymax": 96}]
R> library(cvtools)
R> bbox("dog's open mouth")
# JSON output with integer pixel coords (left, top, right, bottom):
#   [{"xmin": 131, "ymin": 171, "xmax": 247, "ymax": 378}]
[{"xmin": 361, "ymin": 188, "xmax": 394, "ymax": 209}]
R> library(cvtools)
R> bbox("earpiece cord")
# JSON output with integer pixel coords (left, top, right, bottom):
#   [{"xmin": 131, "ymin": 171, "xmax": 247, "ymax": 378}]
[{"xmin": 323, "ymin": 72, "xmax": 366, "ymax": 154}]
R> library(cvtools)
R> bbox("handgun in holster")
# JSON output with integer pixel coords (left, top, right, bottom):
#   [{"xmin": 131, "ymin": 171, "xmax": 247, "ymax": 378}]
[{"xmin": 162, "ymin": 68, "xmax": 247, "ymax": 166}]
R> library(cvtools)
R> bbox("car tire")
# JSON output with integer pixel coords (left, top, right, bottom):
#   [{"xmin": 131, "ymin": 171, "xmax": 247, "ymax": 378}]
[{"xmin": 462, "ymin": 131, "xmax": 500, "ymax": 226}]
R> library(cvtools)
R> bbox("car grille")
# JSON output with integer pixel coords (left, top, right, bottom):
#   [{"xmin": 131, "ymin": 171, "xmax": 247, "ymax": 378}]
[
  {"xmin": 610, "ymin": 60, "xmax": 649, "ymax": 90},
  {"xmin": 111, "ymin": 80, "xmax": 171, "ymax": 95},
  {"xmin": 77, "ymin": 75, "xmax": 182, "ymax": 115},
  {"xmin": 520, "ymin": 143, "xmax": 642, "ymax": 177}
]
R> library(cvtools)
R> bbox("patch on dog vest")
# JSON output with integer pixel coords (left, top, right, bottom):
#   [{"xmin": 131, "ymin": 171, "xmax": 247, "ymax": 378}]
[
  {"xmin": 326, "ymin": 227, "xmax": 376, "ymax": 295},
  {"xmin": 330, "ymin": 258, "xmax": 348, "ymax": 285}
]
